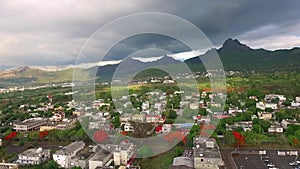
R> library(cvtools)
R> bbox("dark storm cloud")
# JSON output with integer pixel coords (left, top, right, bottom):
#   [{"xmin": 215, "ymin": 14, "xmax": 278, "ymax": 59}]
[
  {"xmin": 103, "ymin": 34, "xmax": 190, "ymax": 61},
  {"xmin": 0, "ymin": 0, "xmax": 300, "ymax": 69}
]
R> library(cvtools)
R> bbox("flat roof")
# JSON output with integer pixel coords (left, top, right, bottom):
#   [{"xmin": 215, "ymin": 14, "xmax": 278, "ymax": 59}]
[
  {"xmin": 89, "ymin": 149, "xmax": 112, "ymax": 161},
  {"xmin": 172, "ymin": 157, "xmax": 194, "ymax": 168},
  {"xmin": 20, "ymin": 148, "xmax": 49, "ymax": 157},
  {"xmin": 55, "ymin": 141, "xmax": 85, "ymax": 155},
  {"xmin": 193, "ymin": 137, "xmax": 222, "ymax": 159}
]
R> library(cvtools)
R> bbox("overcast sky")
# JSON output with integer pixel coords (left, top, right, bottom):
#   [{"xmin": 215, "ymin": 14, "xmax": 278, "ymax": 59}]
[{"xmin": 0, "ymin": 0, "xmax": 300, "ymax": 69}]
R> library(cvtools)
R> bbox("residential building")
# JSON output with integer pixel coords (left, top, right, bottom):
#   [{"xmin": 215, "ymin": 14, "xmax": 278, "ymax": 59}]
[
  {"xmin": 281, "ymin": 119, "xmax": 300, "ymax": 129},
  {"xmin": 120, "ymin": 114, "xmax": 132, "ymax": 124},
  {"xmin": 69, "ymin": 146, "xmax": 101, "ymax": 169},
  {"xmin": 142, "ymin": 101, "xmax": 150, "ymax": 111},
  {"xmin": 268, "ymin": 124, "xmax": 284, "ymax": 133},
  {"xmin": 40, "ymin": 125, "xmax": 56, "ymax": 132},
  {"xmin": 291, "ymin": 101, "xmax": 300, "ymax": 107},
  {"xmin": 13, "ymin": 118, "xmax": 48, "ymax": 131},
  {"xmin": 124, "ymin": 122, "xmax": 134, "ymax": 132},
  {"xmin": 256, "ymin": 102, "xmax": 265, "ymax": 110},
  {"xmin": 257, "ymin": 112, "xmax": 272, "ymax": 120},
  {"xmin": 88, "ymin": 121, "xmax": 111, "ymax": 131},
  {"xmin": 17, "ymin": 148, "xmax": 50, "ymax": 165},
  {"xmin": 53, "ymin": 141, "xmax": 85, "ymax": 168},
  {"xmin": 131, "ymin": 113, "xmax": 145, "ymax": 122},
  {"xmin": 103, "ymin": 140, "xmax": 135, "ymax": 166},
  {"xmin": 163, "ymin": 79, "xmax": 175, "ymax": 84},
  {"xmin": 256, "ymin": 102, "xmax": 278, "ymax": 110},
  {"xmin": 0, "ymin": 163, "xmax": 18, "ymax": 169},
  {"xmin": 146, "ymin": 114, "xmax": 161, "ymax": 123},
  {"xmin": 265, "ymin": 103, "xmax": 278, "ymax": 110},
  {"xmin": 170, "ymin": 157, "xmax": 194, "ymax": 169},
  {"xmin": 193, "ymin": 137, "xmax": 224, "ymax": 169},
  {"xmin": 51, "ymin": 112, "xmax": 65, "ymax": 122},
  {"xmin": 89, "ymin": 149, "xmax": 113, "ymax": 169},
  {"xmin": 162, "ymin": 124, "xmax": 172, "ymax": 133},
  {"xmin": 226, "ymin": 121, "xmax": 252, "ymax": 132}
]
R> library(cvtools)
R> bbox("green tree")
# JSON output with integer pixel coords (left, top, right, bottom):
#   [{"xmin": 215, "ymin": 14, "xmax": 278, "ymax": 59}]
[
  {"xmin": 252, "ymin": 124, "xmax": 262, "ymax": 134},
  {"xmin": 45, "ymin": 160, "xmax": 62, "ymax": 169},
  {"xmin": 71, "ymin": 167, "xmax": 82, "ymax": 169},
  {"xmin": 198, "ymin": 108, "xmax": 208, "ymax": 116}
]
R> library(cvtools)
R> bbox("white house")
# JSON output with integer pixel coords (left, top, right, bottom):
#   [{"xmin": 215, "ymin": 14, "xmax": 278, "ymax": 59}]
[
  {"xmin": 268, "ymin": 124, "xmax": 283, "ymax": 133},
  {"xmin": 53, "ymin": 141, "xmax": 85, "ymax": 168},
  {"xmin": 17, "ymin": 148, "xmax": 50, "ymax": 165},
  {"xmin": 265, "ymin": 103, "xmax": 278, "ymax": 110},
  {"xmin": 103, "ymin": 140, "xmax": 135, "ymax": 166},
  {"xmin": 124, "ymin": 122, "xmax": 134, "ymax": 132},
  {"xmin": 162, "ymin": 124, "xmax": 172, "ymax": 133},
  {"xmin": 142, "ymin": 101, "xmax": 150, "ymax": 110},
  {"xmin": 88, "ymin": 149, "xmax": 113, "ymax": 169},
  {"xmin": 291, "ymin": 101, "xmax": 300, "ymax": 107}
]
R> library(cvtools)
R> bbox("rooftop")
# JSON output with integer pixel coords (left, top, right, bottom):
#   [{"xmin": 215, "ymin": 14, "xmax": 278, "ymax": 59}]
[
  {"xmin": 20, "ymin": 147, "xmax": 49, "ymax": 156},
  {"xmin": 89, "ymin": 149, "xmax": 112, "ymax": 161},
  {"xmin": 193, "ymin": 137, "xmax": 222, "ymax": 159},
  {"xmin": 172, "ymin": 157, "xmax": 194, "ymax": 168},
  {"xmin": 15, "ymin": 118, "xmax": 47, "ymax": 125},
  {"xmin": 55, "ymin": 141, "xmax": 85, "ymax": 155}
]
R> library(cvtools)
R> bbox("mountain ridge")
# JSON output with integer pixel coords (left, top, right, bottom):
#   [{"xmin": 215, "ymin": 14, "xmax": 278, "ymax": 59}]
[{"xmin": 1, "ymin": 38, "xmax": 300, "ymax": 86}]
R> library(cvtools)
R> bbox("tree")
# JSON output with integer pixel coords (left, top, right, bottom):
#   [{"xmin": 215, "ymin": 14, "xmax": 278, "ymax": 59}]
[
  {"xmin": 168, "ymin": 110, "xmax": 178, "ymax": 119},
  {"xmin": 71, "ymin": 167, "xmax": 82, "ymax": 169},
  {"xmin": 198, "ymin": 108, "xmax": 208, "ymax": 116},
  {"xmin": 174, "ymin": 146, "xmax": 184, "ymax": 157},
  {"xmin": 45, "ymin": 160, "xmax": 62, "ymax": 169},
  {"xmin": 252, "ymin": 124, "xmax": 262, "ymax": 134},
  {"xmin": 258, "ymin": 120, "xmax": 271, "ymax": 132},
  {"xmin": 282, "ymin": 100, "xmax": 291, "ymax": 107}
]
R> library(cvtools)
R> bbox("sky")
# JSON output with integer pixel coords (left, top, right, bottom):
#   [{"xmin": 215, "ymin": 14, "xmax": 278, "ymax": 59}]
[{"xmin": 0, "ymin": 0, "xmax": 300, "ymax": 70}]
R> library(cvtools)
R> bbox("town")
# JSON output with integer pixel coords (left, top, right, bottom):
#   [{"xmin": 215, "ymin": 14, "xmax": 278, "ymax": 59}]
[{"xmin": 0, "ymin": 71, "xmax": 300, "ymax": 169}]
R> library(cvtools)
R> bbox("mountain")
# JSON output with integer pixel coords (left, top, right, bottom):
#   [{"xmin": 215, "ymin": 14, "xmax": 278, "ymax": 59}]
[
  {"xmin": 0, "ymin": 55, "xmax": 181, "ymax": 86},
  {"xmin": 1, "ymin": 38, "xmax": 300, "ymax": 87},
  {"xmin": 0, "ymin": 67, "xmax": 91, "ymax": 87},
  {"xmin": 95, "ymin": 55, "xmax": 181, "ymax": 81},
  {"xmin": 185, "ymin": 38, "xmax": 300, "ymax": 72}
]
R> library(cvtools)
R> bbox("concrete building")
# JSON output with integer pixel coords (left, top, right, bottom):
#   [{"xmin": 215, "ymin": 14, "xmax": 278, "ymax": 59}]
[
  {"xmin": 162, "ymin": 124, "xmax": 172, "ymax": 133},
  {"xmin": 13, "ymin": 118, "xmax": 48, "ymax": 131},
  {"xmin": 17, "ymin": 148, "xmax": 50, "ymax": 165},
  {"xmin": 193, "ymin": 137, "xmax": 224, "ymax": 169},
  {"xmin": 268, "ymin": 124, "xmax": 284, "ymax": 133},
  {"xmin": 124, "ymin": 122, "xmax": 134, "ymax": 132},
  {"xmin": 53, "ymin": 141, "xmax": 85, "ymax": 168},
  {"xmin": 89, "ymin": 149, "xmax": 113, "ymax": 169},
  {"xmin": 170, "ymin": 157, "xmax": 194, "ymax": 169},
  {"xmin": 291, "ymin": 101, "xmax": 300, "ymax": 107},
  {"xmin": 281, "ymin": 119, "xmax": 300, "ymax": 129},
  {"xmin": 131, "ymin": 113, "xmax": 145, "ymax": 123},
  {"xmin": 0, "ymin": 163, "xmax": 18, "ymax": 169},
  {"xmin": 103, "ymin": 140, "xmax": 135, "ymax": 166},
  {"xmin": 142, "ymin": 101, "xmax": 150, "ymax": 111},
  {"xmin": 226, "ymin": 121, "xmax": 252, "ymax": 132},
  {"xmin": 257, "ymin": 112, "xmax": 273, "ymax": 120}
]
